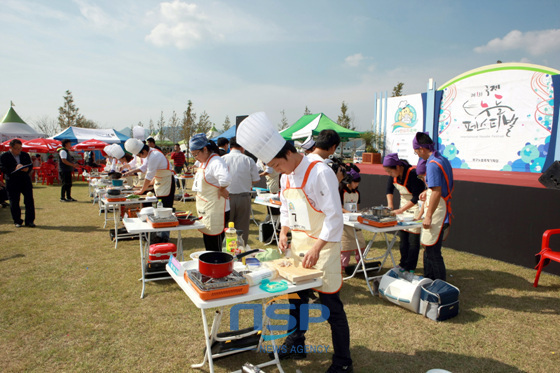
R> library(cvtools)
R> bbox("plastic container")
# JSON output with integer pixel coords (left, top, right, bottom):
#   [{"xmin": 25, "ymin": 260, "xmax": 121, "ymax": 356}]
[
  {"xmin": 111, "ymin": 179, "xmax": 124, "ymax": 187},
  {"xmin": 244, "ymin": 267, "xmax": 279, "ymax": 286}
]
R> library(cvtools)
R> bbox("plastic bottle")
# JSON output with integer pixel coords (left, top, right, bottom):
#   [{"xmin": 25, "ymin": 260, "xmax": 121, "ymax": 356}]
[
  {"xmin": 157, "ymin": 199, "xmax": 163, "ymax": 209},
  {"xmin": 223, "ymin": 222, "xmax": 238, "ymax": 253}
]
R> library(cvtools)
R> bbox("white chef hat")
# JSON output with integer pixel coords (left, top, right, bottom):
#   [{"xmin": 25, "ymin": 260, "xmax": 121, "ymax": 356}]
[
  {"xmin": 237, "ymin": 112, "xmax": 286, "ymax": 163},
  {"xmin": 125, "ymin": 138, "xmax": 144, "ymax": 155},
  {"xmin": 103, "ymin": 145, "xmax": 113, "ymax": 157},
  {"xmin": 301, "ymin": 135, "xmax": 316, "ymax": 151},
  {"xmin": 112, "ymin": 144, "xmax": 124, "ymax": 159}
]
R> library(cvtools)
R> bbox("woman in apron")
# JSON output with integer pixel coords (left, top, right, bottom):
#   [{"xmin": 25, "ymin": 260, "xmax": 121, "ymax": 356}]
[
  {"xmin": 384, "ymin": 153, "xmax": 425, "ymax": 273},
  {"xmin": 189, "ymin": 134, "xmax": 231, "ymax": 252},
  {"xmin": 124, "ymin": 139, "xmax": 176, "ymax": 242},
  {"xmin": 340, "ymin": 167, "xmax": 366, "ymax": 271}
]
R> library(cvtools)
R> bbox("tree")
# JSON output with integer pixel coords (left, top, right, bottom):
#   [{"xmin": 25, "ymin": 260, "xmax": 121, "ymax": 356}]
[
  {"xmin": 148, "ymin": 119, "xmax": 155, "ymax": 137},
  {"xmin": 181, "ymin": 100, "xmax": 197, "ymax": 157},
  {"xmin": 304, "ymin": 106, "xmax": 312, "ymax": 115},
  {"xmin": 337, "ymin": 101, "xmax": 355, "ymax": 130},
  {"xmin": 156, "ymin": 111, "xmax": 166, "ymax": 141},
  {"xmin": 58, "ymin": 90, "xmax": 83, "ymax": 129},
  {"xmin": 168, "ymin": 111, "xmax": 180, "ymax": 143},
  {"xmin": 76, "ymin": 117, "xmax": 99, "ymax": 129},
  {"xmin": 392, "ymin": 82, "xmax": 404, "ymax": 97},
  {"xmin": 360, "ymin": 131, "xmax": 385, "ymax": 153},
  {"xmin": 196, "ymin": 111, "xmax": 212, "ymax": 134},
  {"xmin": 34, "ymin": 116, "xmax": 59, "ymax": 137},
  {"xmin": 223, "ymin": 115, "xmax": 231, "ymax": 131},
  {"xmin": 278, "ymin": 110, "xmax": 289, "ymax": 130}
]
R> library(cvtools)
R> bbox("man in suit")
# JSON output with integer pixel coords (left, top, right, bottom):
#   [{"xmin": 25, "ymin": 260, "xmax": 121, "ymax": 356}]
[{"xmin": 0, "ymin": 139, "xmax": 36, "ymax": 227}]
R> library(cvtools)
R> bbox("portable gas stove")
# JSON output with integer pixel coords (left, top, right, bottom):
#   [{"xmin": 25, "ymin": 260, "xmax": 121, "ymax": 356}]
[
  {"xmin": 147, "ymin": 215, "xmax": 179, "ymax": 228},
  {"xmin": 358, "ymin": 206, "xmax": 398, "ymax": 228},
  {"xmin": 185, "ymin": 270, "xmax": 249, "ymax": 300}
]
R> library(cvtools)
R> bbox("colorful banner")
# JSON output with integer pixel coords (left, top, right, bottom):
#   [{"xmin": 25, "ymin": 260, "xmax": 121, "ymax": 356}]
[
  {"xmin": 438, "ymin": 65, "xmax": 556, "ymax": 172},
  {"xmin": 385, "ymin": 93, "xmax": 424, "ymax": 165}
]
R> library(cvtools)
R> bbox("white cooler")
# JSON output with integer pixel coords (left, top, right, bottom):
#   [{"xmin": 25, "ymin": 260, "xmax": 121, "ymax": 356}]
[{"xmin": 378, "ymin": 268, "xmax": 433, "ymax": 313}]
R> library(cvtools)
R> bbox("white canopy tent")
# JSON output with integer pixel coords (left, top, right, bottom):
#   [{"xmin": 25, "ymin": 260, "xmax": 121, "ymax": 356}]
[{"xmin": 0, "ymin": 106, "xmax": 45, "ymax": 142}]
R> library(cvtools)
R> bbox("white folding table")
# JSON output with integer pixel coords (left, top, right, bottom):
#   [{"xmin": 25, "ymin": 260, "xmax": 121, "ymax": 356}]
[
  {"xmin": 123, "ymin": 217, "xmax": 205, "ymax": 298},
  {"xmin": 101, "ymin": 196, "xmax": 158, "ymax": 248},
  {"xmin": 343, "ymin": 218, "xmax": 422, "ymax": 296},
  {"xmin": 167, "ymin": 260, "xmax": 322, "ymax": 373},
  {"xmin": 174, "ymin": 174, "xmax": 195, "ymax": 202}
]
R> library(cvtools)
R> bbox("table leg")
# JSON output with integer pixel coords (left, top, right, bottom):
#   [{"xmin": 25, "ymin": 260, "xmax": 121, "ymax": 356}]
[
  {"xmin": 264, "ymin": 206, "xmax": 280, "ymax": 245},
  {"xmin": 177, "ymin": 231, "xmax": 184, "ymax": 261},
  {"xmin": 113, "ymin": 204, "xmax": 119, "ymax": 249},
  {"xmin": 381, "ymin": 232, "xmax": 398, "ymax": 268},
  {"xmin": 191, "ymin": 309, "xmax": 221, "ymax": 373},
  {"xmin": 140, "ymin": 232, "xmax": 148, "ymax": 299}
]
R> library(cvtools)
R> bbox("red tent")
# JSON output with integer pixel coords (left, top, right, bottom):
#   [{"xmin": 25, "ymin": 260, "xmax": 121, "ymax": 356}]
[
  {"xmin": 72, "ymin": 138, "xmax": 109, "ymax": 151},
  {"xmin": 0, "ymin": 138, "xmax": 25, "ymax": 152}
]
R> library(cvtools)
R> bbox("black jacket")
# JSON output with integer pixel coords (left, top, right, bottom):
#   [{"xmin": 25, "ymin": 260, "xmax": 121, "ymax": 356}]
[{"xmin": 0, "ymin": 150, "xmax": 33, "ymax": 183}]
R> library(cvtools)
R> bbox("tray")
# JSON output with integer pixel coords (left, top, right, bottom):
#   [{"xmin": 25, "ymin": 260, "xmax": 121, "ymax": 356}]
[
  {"xmin": 148, "ymin": 215, "xmax": 179, "ymax": 228},
  {"xmin": 184, "ymin": 272, "xmax": 249, "ymax": 300},
  {"xmin": 106, "ymin": 196, "xmax": 127, "ymax": 202},
  {"xmin": 358, "ymin": 215, "xmax": 398, "ymax": 228}
]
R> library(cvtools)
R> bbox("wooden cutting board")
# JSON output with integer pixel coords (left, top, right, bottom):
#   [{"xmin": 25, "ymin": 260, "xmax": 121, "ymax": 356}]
[{"xmin": 265, "ymin": 258, "xmax": 323, "ymax": 284}]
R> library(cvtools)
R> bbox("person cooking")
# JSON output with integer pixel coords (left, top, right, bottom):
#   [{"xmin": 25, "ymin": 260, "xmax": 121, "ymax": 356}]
[
  {"xmin": 412, "ymin": 132, "xmax": 454, "ymax": 281},
  {"xmin": 123, "ymin": 138, "xmax": 175, "ymax": 243},
  {"xmin": 340, "ymin": 166, "xmax": 366, "ymax": 273},
  {"xmin": 238, "ymin": 112, "xmax": 353, "ymax": 373},
  {"xmin": 383, "ymin": 153, "xmax": 425, "ymax": 274},
  {"xmin": 189, "ymin": 133, "xmax": 231, "ymax": 252}
]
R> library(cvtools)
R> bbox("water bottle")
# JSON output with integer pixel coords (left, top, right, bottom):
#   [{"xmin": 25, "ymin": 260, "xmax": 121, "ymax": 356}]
[{"xmin": 157, "ymin": 199, "xmax": 163, "ymax": 209}]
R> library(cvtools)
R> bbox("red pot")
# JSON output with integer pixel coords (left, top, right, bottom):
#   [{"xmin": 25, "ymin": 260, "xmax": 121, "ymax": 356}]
[{"xmin": 198, "ymin": 249, "xmax": 259, "ymax": 278}]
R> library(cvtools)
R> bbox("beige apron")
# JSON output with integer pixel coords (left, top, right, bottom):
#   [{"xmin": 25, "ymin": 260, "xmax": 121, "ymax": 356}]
[
  {"xmin": 394, "ymin": 167, "xmax": 421, "ymax": 234},
  {"xmin": 134, "ymin": 156, "xmax": 146, "ymax": 188},
  {"xmin": 150, "ymin": 149, "xmax": 173, "ymax": 197},
  {"xmin": 421, "ymin": 159, "xmax": 453, "ymax": 246},
  {"xmin": 341, "ymin": 189, "xmax": 366, "ymax": 252},
  {"xmin": 195, "ymin": 154, "xmax": 226, "ymax": 236},
  {"xmin": 283, "ymin": 161, "xmax": 342, "ymax": 293}
]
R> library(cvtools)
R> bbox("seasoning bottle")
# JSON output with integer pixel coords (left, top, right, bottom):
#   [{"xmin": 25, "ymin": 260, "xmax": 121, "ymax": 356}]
[{"xmin": 223, "ymin": 222, "xmax": 238, "ymax": 253}]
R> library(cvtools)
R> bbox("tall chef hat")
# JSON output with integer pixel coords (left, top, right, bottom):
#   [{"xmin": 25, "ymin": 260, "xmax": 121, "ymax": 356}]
[
  {"xmin": 103, "ymin": 145, "xmax": 112, "ymax": 157},
  {"xmin": 301, "ymin": 135, "xmax": 316, "ymax": 151},
  {"xmin": 125, "ymin": 138, "xmax": 144, "ymax": 155},
  {"xmin": 112, "ymin": 144, "xmax": 124, "ymax": 159},
  {"xmin": 237, "ymin": 112, "xmax": 286, "ymax": 163}
]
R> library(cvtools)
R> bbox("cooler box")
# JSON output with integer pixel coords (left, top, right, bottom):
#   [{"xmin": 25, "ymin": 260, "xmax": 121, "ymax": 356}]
[
  {"xmin": 148, "ymin": 243, "xmax": 177, "ymax": 262},
  {"xmin": 378, "ymin": 268, "xmax": 433, "ymax": 313},
  {"xmin": 419, "ymin": 279, "xmax": 460, "ymax": 321}
]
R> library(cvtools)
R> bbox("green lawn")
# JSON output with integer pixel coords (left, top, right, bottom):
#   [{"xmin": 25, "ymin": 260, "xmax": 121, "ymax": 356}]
[{"xmin": 1, "ymin": 180, "xmax": 558, "ymax": 372}]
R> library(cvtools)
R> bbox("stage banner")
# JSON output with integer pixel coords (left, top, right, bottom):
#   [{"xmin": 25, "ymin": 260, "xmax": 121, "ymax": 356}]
[
  {"xmin": 385, "ymin": 93, "xmax": 424, "ymax": 165},
  {"xmin": 438, "ymin": 64, "xmax": 557, "ymax": 172}
]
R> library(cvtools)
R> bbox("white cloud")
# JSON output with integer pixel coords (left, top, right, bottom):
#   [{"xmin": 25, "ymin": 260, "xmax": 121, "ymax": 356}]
[
  {"xmin": 73, "ymin": 0, "xmax": 123, "ymax": 31},
  {"xmin": 474, "ymin": 29, "xmax": 560, "ymax": 56},
  {"xmin": 344, "ymin": 53, "xmax": 365, "ymax": 67},
  {"xmin": 145, "ymin": 1, "xmax": 223, "ymax": 49}
]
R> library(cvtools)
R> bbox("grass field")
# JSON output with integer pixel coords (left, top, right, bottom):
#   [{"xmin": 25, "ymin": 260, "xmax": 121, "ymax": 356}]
[{"xmin": 1, "ymin": 180, "xmax": 559, "ymax": 373}]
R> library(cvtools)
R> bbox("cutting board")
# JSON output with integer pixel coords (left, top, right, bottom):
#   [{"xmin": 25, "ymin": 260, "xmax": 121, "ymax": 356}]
[{"xmin": 265, "ymin": 258, "xmax": 323, "ymax": 284}]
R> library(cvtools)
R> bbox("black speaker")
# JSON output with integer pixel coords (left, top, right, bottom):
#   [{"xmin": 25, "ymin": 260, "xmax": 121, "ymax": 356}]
[{"xmin": 539, "ymin": 161, "xmax": 560, "ymax": 190}]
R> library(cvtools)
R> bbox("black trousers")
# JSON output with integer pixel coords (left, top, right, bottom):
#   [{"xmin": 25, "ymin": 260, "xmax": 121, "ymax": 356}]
[
  {"xmin": 202, "ymin": 211, "xmax": 229, "ymax": 252},
  {"xmin": 399, "ymin": 230, "xmax": 421, "ymax": 271},
  {"xmin": 7, "ymin": 178, "xmax": 35, "ymax": 225},
  {"xmin": 286, "ymin": 289, "xmax": 352, "ymax": 367},
  {"xmin": 60, "ymin": 171, "xmax": 73, "ymax": 199},
  {"xmin": 423, "ymin": 223, "xmax": 449, "ymax": 281}
]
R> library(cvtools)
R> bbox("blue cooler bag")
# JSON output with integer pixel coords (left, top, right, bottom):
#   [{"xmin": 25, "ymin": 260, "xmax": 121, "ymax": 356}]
[{"xmin": 419, "ymin": 279, "xmax": 460, "ymax": 321}]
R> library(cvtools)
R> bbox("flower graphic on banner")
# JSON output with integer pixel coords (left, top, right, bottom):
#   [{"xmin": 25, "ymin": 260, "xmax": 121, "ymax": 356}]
[
  {"xmin": 438, "ymin": 138, "xmax": 470, "ymax": 169},
  {"xmin": 391, "ymin": 101, "xmax": 417, "ymax": 131},
  {"xmin": 501, "ymin": 136, "xmax": 550, "ymax": 172},
  {"xmin": 438, "ymin": 85, "xmax": 457, "ymax": 135}
]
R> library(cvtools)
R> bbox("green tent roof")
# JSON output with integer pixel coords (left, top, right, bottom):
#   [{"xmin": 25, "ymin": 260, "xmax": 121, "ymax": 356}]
[
  {"xmin": 1, "ymin": 106, "xmax": 27, "ymax": 124},
  {"xmin": 280, "ymin": 113, "xmax": 361, "ymax": 140}
]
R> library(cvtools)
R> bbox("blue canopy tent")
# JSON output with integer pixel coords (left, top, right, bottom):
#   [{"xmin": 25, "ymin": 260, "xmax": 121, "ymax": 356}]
[
  {"xmin": 51, "ymin": 126, "xmax": 129, "ymax": 161},
  {"xmin": 211, "ymin": 125, "xmax": 236, "ymax": 141}
]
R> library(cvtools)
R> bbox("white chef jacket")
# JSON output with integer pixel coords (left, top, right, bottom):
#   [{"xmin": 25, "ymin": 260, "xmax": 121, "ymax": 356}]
[
  {"xmin": 280, "ymin": 156, "xmax": 343, "ymax": 242},
  {"xmin": 222, "ymin": 149, "xmax": 260, "ymax": 194},
  {"xmin": 138, "ymin": 148, "xmax": 169, "ymax": 181}
]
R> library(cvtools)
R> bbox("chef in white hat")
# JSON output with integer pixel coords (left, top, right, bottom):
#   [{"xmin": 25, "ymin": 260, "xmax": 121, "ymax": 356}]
[
  {"xmin": 237, "ymin": 112, "xmax": 353, "ymax": 372},
  {"xmin": 300, "ymin": 135, "xmax": 316, "ymax": 154},
  {"xmin": 123, "ymin": 138, "xmax": 175, "ymax": 243}
]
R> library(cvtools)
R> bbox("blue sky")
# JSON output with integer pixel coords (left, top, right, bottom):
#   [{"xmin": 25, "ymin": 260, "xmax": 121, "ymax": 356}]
[{"xmin": 2, "ymin": 0, "xmax": 560, "ymax": 134}]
